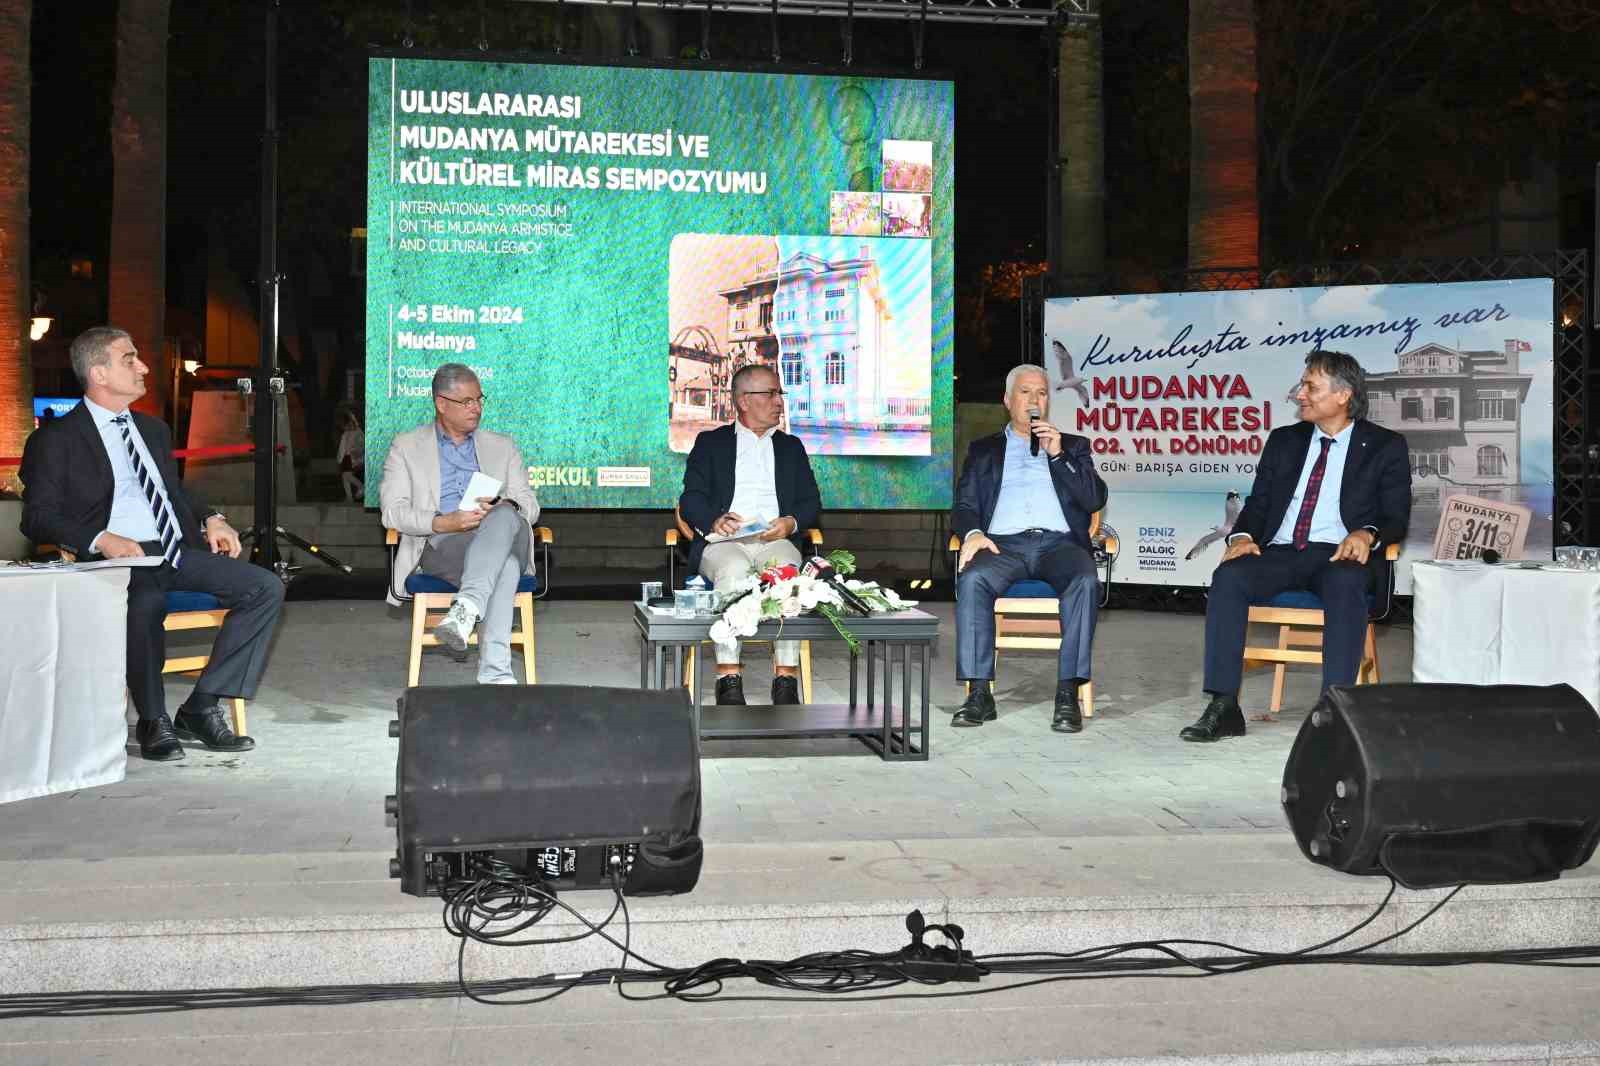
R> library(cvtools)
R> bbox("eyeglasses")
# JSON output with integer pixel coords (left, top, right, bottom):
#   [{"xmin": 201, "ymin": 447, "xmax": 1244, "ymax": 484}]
[
  {"xmin": 741, "ymin": 389, "xmax": 786, "ymax": 399},
  {"xmin": 436, "ymin": 393, "xmax": 487, "ymax": 409}
]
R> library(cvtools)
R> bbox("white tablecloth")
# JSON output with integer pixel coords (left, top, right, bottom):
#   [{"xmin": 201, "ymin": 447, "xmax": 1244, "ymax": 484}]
[
  {"xmin": 1412, "ymin": 561, "xmax": 1600, "ymax": 714},
  {"xmin": 0, "ymin": 568, "xmax": 130, "ymax": 803}
]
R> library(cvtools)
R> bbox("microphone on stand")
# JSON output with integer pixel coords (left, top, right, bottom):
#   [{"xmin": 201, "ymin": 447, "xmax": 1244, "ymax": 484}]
[
  {"xmin": 803, "ymin": 557, "xmax": 873, "ymax": 616},
  {"xmin": 1027, "ymin": 407, "xmax": 1041, "ymax": 457}
]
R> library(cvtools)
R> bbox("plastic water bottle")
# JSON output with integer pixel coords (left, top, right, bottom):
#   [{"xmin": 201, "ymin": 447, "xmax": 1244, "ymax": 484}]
[{"xmin": 685, "ymin": 574, "xmax": 712, "ymax": 613}]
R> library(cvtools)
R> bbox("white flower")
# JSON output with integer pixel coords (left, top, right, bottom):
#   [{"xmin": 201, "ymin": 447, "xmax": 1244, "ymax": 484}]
[{"xmin": 706, "ymin": 558, "xmax": 914, "ymax": 646}]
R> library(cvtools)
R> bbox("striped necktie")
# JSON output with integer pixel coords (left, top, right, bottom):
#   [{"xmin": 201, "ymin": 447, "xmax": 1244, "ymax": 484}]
[{"xmin": 111, "ymin": 415, "xmax": 183, "ymax": 568}]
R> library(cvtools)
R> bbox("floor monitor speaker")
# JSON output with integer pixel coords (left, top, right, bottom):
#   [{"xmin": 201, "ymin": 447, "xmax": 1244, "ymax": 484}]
[
  {"xmin": 1282, "ymin": 682, "xmax": 1600, "ymax": 888},
  {"xmin": 389, "ymin": 684, "xmax": 702, "ymax": 897}
]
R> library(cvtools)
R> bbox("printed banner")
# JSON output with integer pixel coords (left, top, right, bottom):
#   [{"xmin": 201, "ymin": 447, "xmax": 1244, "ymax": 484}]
[{"xmin": 1042, "ymin": 278, "xmax": 1555, "ymax": 592}]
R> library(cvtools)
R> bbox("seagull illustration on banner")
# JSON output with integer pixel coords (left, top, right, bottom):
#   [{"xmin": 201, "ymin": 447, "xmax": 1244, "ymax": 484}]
[
  {"xmin": 1184, "ymin": 491, "xmax": 1244, "ymax": 560},
  {"xmin": 1050, "ymin": 339, "xmax": 1091, "ymax": 405}
]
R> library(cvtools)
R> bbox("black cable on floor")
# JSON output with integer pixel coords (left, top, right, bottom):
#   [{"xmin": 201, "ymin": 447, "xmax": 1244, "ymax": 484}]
[{"xmin": 8, "ymin": 874, "xmax": 1600, "ymax": 1019}]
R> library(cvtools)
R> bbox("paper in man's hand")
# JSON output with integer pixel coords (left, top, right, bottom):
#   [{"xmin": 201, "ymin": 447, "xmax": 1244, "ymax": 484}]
[{"xmin": 458, "ymin": 471, "xmax": 504, "ymax": 510}]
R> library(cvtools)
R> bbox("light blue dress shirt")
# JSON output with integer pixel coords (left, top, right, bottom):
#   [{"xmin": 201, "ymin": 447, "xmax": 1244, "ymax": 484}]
[
  {"xmin": 83, "ymin": 397, "xmax": 165, "ymax": 549},
  {"xmin": 436, "ymin": 426, "xmax": 481, "ymax": 514},
  {"xmin": 987, "ymin": 425, "xmax": 1071, "ymax": 536},
  {"xmin": 1268, "ymin": 422, "xmax": 1354, "ymax": 546}
]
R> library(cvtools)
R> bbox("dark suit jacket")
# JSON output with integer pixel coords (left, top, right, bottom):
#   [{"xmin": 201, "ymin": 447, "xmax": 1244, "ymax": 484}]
[
  {"xmin": 1230, "ymin": 419, "xmax": 1411, "ymax": 551},
  {"xmin": 19, "ymin": 402, "xmax": 211, "ymax": 558},
  {"xmin": 678, "ymin": 423, "xmax": 822, "ymax": 574},
  {"xmin": 951, "ymin": 430, "xmax": 1109, "ymax": 552}
]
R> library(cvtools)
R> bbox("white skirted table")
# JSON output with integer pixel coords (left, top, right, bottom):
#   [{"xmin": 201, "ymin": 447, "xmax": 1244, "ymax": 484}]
[
  {"xmin": 1411, "ymin": 560, "xmax": 1600, "ymax": 714},
  {"xmin": 0, "ymin": 566, "xmax": 132, "ymax": 803}
]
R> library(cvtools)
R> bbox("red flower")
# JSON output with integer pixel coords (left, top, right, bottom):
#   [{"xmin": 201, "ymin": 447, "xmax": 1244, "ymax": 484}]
[{"xmin": 758, "ymin": 563, "xmax": 801, "ymax": 587}]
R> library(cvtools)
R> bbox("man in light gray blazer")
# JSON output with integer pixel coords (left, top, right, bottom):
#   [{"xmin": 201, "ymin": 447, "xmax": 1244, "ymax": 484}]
[{"xmin": 380, "ymin": 364, "xmax": 540, "ymax": 684}]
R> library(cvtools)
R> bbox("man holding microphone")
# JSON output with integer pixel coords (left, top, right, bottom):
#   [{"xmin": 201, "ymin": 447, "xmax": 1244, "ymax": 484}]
[{"xmin": 950, "ymin": 364, "xmax": 1108, "ymax": 733}]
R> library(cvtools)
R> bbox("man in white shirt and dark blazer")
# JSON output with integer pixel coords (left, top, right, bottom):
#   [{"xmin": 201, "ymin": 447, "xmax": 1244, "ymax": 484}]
[{"xmin": 678, "ymin": 364, "xmax": 821, "ymax": 707}]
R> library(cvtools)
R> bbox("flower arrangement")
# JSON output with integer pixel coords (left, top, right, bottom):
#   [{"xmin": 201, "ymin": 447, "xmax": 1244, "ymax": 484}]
[{"xmin": 707, "ymin": 549, "xmax": 916, "ymax": 653}]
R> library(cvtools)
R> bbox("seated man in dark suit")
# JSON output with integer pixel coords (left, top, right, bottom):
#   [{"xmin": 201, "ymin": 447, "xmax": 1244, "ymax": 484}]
[
  {"xmin": 1181, "ymin": 348, "xmax": 1411, "ymax": 743},
  {"xmin": 19, "ymin": 327, "xmax": 284, "ymax": 762},
  {"xmin": 952, "ymin": 364, "xmax": 1108, "ymax": 733},
  {"xmin": 679, "ymin": 364, "xmax": 821, "ymax": 707}
]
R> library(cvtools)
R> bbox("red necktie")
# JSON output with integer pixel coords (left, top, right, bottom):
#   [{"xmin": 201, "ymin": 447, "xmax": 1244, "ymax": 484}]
[{"xmin": 1291, "ymin": 437, "xmax": 1335, "ymax": 551}]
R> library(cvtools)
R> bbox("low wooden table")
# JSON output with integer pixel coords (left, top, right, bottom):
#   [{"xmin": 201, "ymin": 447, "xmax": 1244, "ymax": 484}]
[{"xmin": 633, "ymin": 604, "xmax": 940, "ymax": 761}]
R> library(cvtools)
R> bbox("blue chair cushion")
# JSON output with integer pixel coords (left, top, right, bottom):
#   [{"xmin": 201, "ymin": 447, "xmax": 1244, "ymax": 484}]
[
  {"xmin": 1254, "ymin": 588, "xmax": 1379, "ymax": 612},
  {"xmin": 1003, "ymin": 580, "xmax": 1058, "ymax": 599},
  {"xmin": 1258, "ymin": 589, "xmax": 1325, "ymax": 611},
  {"xmin": 166, "ymin": 591, "xmax": 222, "ymax": 613},
  {"xmin": 405, "ymin": 572, "xmax": 541, "ymax": 596}
]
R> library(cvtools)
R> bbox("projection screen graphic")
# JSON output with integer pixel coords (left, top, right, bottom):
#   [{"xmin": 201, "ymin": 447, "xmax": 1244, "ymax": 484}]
[{"xmin": 365, "ymin": 56, "xmax": 954, "ymax": 509}]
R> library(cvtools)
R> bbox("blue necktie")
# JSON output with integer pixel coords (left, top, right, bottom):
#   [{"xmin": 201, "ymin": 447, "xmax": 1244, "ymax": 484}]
[{"xmin": 111, "ymin": 415, "xmax": 183, "ymax": 568}]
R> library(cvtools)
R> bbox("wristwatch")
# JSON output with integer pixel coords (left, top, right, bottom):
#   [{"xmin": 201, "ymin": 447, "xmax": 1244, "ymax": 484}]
[{"xmin": 202, "ymin": 511, "xmax": 228, "ymax": 527}]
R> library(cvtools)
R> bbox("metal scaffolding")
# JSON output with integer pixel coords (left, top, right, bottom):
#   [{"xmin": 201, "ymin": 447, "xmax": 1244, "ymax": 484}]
[{"xmin": 508, "ymin": 0, "xmax": 1084, "ymax": 28}]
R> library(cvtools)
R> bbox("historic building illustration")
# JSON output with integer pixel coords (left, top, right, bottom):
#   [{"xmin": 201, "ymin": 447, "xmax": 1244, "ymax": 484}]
[
  {"xmin": 716, "ymin": 246, "xmax": 928, "ymax": 433},
  {"xmin": 1365, "ymin": 339, "xmax": 1535, "ymax": 501}
]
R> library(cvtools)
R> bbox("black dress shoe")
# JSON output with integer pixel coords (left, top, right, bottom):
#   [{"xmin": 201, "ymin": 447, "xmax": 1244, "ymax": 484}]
[
  {"xmin": 951, "ymin": 686, "xmax": 997, "ymax": 726},
  {"xmin": 1051, "ymin": 680, "xmax": 1084, "ymax": 733},
  {"xmin": 715, "ymin": 674, "xmax": 747, "ymax": 706},
  {"xmin": 174, "ymin": 700, "xmax": 257, "ymax": 752},
  {"xmin": 1179, "ymin": 694, "xmax": 1247, "ymax": 742},
  {"xmin": 135, "ymin": 713, "xmax": 186, "ymax": 762},
  {"xmin": 771, "ymin": 675, "xmax": 801, "ymax": 705}
]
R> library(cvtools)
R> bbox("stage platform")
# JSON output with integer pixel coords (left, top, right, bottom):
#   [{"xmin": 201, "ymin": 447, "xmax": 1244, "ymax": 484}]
[{"xmin": 4, "ymin": 601, "xmax": 1600, "ymax": 1065}]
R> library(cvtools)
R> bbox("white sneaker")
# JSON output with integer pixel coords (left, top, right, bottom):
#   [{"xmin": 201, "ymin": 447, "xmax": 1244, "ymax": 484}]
[{"xmin": 433, "ymin": 599, "xmax": 479, "ymax": 659}]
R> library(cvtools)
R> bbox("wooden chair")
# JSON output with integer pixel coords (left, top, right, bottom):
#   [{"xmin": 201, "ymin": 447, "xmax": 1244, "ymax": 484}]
[
  {"xmin": 665, "ymin": 506, "xmax": 822, "ymax": 702},
  {"xmin": 385, "ymin": 526, "xmax": 554, "ymax": 686},
  {"xmin": 162, "ymin": 592, "xmax": 249, "ymax": 735},
  {"xmin": 44, "ymin": 546, "xmax": 248, "ymax": 733},
  {"xmin": 1240, "ymin": 542, "xmax": 1401, "ymax": 714},
  {"xmin": 948, "ymin": 514, "xmax": 1120, "ymax": 717}
]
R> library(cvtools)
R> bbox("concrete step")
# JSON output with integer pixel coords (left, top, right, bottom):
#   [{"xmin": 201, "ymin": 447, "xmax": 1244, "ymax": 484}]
[
  {"xmin": 6, "ymin": 968, "xmax": 1600, "ymax": 1066},
  {"xmin": 5, "ymin": 834, "xmax": 1599, "ymax": 994}
]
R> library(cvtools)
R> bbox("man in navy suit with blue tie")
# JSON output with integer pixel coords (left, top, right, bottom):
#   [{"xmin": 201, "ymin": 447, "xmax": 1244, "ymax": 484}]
[
  {"xmin": 1180, "ymin": 349, "xmax": 1411, "ymax": 742},
  {"xmin": 951, "ymin": 364, "xmax": 1108, "ymax": 734}
]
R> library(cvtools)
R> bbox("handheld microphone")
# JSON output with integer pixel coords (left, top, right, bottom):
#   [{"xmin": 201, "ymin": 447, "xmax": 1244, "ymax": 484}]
[
  {"xmin": 803, "ymin": 557, "xmax": 873, "ymax": 616},
  {"xmin": 1481, "ymin": 549, "xmax": 1501, "ymax": 565},
  {"xmin": 1027, "ymin": 407, "xmax": 1041, "ymax": 456}
]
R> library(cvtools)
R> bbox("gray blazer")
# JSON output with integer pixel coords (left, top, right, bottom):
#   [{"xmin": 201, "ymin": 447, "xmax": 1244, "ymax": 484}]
[{"xmin": 379, "ymin": 422, "xmax": 540, "ymax": 605}]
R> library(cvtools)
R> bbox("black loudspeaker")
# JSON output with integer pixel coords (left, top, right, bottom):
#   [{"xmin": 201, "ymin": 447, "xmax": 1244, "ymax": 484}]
[
  {"xmin": 389, "ymin": 684, "xmax": 702, "ymax": 898},
  {"xmin": 1282, "ymin": 683, "xmax": 1600, "ymax": 889}
]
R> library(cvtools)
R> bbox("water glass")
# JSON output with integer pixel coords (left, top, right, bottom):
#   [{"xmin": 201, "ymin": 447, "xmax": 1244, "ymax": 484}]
[
  {"xmin": 1554, "ymin": 547, "xmax": 1582, "ymax": 570},
  {"xmin": 672, "ymin": 589, "xmax": 697, "ymax": 619},
  {"xmin": 640, "ymin": 580, "xmax": 663, "ymax": 603},
  {"xmin": 1582, "ymin": 548, "xmax": 1600, "ymax": 572}
]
